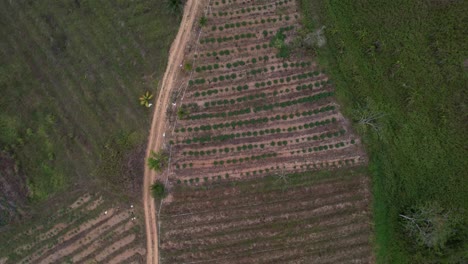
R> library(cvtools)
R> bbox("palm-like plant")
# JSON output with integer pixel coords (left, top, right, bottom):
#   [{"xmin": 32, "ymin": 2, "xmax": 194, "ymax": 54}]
[
  {"xmin": 166, "ymin": 0, "xmax": 183, "ymax": 14},
  {"xmin": 139, "ymin": 91, "xmax": 153, "ymax": 108},
  {"xmin": 148, "ymin": 150, "xmax": 168, "ymax": 172}
]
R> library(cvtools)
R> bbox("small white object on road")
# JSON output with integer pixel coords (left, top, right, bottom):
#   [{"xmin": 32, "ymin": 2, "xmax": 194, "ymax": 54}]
[
  {"xmin": 104, "ymin": 211, "xmax": 108, "ymax": 215},
  {"xmin": 163, "ymin": 133, "xmax": 165, "ymax": 137}
]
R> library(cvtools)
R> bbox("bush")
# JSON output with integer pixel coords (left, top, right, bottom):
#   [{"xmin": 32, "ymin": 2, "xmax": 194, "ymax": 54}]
[
  {"xmin": 151, "ymin": 181, "xmax": 166, "ymax": 199},
  {"xmin": 147, "ymin": 150, "xmax": 168, "ymax": 172},
  {"xmin": 199, "ymin": 16, "xmax": 208, "ymax": 27}
]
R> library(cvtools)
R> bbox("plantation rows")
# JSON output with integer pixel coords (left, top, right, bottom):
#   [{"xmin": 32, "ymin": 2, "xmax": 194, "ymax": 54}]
[
  {"xmin": 0, "ymin": 194, "xmax": 145, "ymax": 264},
  {"xmin": 160, "ymin": 169, "xmax": 373, "ymax": 263},
  {"xmin": 163, "ymin": 0, "xmax": 366, "ymax": 183}
]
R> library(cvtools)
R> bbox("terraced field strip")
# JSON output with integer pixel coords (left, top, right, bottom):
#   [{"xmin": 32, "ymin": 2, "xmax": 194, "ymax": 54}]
[
  {"xmin": 167, "ymin": 0, "xmax": 366, "ymax": 186},
  {"xmin": 160, "ymin": 168, "xmax": 372, "ymax": 263},
  {"xmin": 0, "ymin": 193, "xmax": 146, "ymax": 264}
]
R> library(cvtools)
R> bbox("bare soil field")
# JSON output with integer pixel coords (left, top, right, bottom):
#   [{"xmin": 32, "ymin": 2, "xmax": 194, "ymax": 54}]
[
  {"xmin": 155, "ymin": 0, "xmax": 374, "ymax": 263},
  {"xmin": 160, "ymin": 168, "xmax": 372, "ymax": 263},
  {"xmin": 0, "ymin": 193, "xmax": 146, "ymax": 264}
]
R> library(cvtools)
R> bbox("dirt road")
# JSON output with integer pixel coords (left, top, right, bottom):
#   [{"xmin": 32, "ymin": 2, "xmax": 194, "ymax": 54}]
[{"xmin": 143, "ymin": 1, "xmax": 202, "ymax": 263}]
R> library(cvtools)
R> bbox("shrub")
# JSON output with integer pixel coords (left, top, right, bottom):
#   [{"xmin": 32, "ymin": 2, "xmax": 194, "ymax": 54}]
[
  {"xmin": 199, "ymin": 16, "xmax": 208, "ymax": 26},
  {"xmin": 150, "ymin": 181, "xmax": 166, "ymax": 199},
  {"xmin": 148, "ymin": 150, "xmax": 169, "ymax": 172}
]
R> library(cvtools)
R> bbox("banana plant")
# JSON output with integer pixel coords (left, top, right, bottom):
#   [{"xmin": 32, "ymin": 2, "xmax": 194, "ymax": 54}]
[{"xmin": 139, "ymin": 91, "xmax": 153, "ymax": 107}]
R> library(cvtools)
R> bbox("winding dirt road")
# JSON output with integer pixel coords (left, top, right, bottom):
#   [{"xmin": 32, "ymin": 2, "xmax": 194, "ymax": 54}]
[{"xmin": 143, "ymin": 1, "xmax": 202, "ymax": 263}]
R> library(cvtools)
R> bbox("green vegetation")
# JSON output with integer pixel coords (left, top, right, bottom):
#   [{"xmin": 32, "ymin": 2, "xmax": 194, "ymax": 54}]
[
  {"xmin": 148, "ymin": 150, "xmax": 169, "ymax": 172},
  {"xmin": 177, "ymin": 106, "xmax": 190, "ymax": 119},
  {"xmin": 0, "ymin": 0, "xmax": 179, "ymax": 201},
  {"xmin": 300, "ymin": 0, "xmax": 468, "ymax": 262},
  {"xmin": 139, "ymin": 91, "xmax": 154, "ymax": 107},
  {"xmin": 151, "ymin": 181, "xmax": 166, "ymax": 199},
  {"xmin": 199, "ymin": 16, "xmax": 207, "ymax": 27}
]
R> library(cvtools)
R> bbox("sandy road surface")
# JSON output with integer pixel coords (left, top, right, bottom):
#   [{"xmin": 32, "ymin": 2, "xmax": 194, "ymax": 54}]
[{"xmin": 143, "ymin": 1, "xmax": 203, "ymax": 263}]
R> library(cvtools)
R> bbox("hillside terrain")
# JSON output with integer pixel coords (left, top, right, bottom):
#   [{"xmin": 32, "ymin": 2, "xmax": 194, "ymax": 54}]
[
  {"xmin": 0, "ymin": 0, "xmax": 180, "ymax": 263},
  {"xmin": 154, "ymin": 0, "xmax": 374, "ymax": 262}
]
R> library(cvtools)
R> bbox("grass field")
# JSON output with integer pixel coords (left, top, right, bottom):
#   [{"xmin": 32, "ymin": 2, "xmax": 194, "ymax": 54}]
[
  {"xmin": 0, "ymin": 0, "xmax": 179, "ymax": 203},
  {"xmin": 299, "ymin": 0, "xmax": 468, "ymax": 262},
  {"xmin": 0, "ymin": 0, "xmax": 181, "ymax": 261}
]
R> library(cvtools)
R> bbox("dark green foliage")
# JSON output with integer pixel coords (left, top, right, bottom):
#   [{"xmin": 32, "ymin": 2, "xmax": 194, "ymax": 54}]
[
  {"xmin": 166, "ymin": 0, "xmax": 183, "ymax": 14},
  {"xmin": 148, "ymin": 150, "xmax": 169, "ymax": 172},
  {"xmin": 151, "ymin": 181, "xmax": 166, "ymax": 199}
]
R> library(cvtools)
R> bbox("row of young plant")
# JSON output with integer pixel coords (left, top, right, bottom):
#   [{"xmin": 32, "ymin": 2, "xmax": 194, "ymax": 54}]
[
  {"xmin": 174, "ymin": 105, "xmax": 336, "ymax": 144},
  {"xmin": 190, "ymin": 73, "xmax": 238, "ymax": 86},
  {"xmin": 210, "ymin": 15, "xmax": 293, "ymax": 32},
  {"xmin": 213, "ymin": 152, "xmax": 278, "ymax": 166},
  {"xmin": 179, "ymin": 128, "xmax": 345, "ymax": 158},
  {"xmin": 252, "ymin": 91, "xmax": 334, "ymax": 113},
  {"xmin": 202, "ymin": 92, "xmax": 267, "ymax": 108},
  {"xmin": 176, "ymin": 157, "xmax": 358, "ymax": 185},
  {"xmin": 175, "ymin": 117, "xmax": 337, "ymax": 146},
  {"xmin": 289, "ymin": 141, "xmax": 348, "ymax": 155},
  {"xmin": 210, "ymin": 25, "xmax": 295, "ymax": 52},
  {"xmin": 182, "ymin": 143, "xmax": 266, "ymax": 157},
  {"xmin": 200, "ymin": 33, "xmax": 257, "ymax": 45},
  {"xmin": 194, "ymin": 49, "xmax": 233, "ymax": 59},
  {"xmin": 253, "ymin": 71, "xmax": 321, "ymax": 88},
  {"xmin": 188, "ymin": 107, "xmax": 251, "ymax": 120},
  {"xmin": 192, "ymin": 85, "xmax": 249, "ymax": 98},
  {"xmin": 195, "ymin": 55, "xmax": 301, "ymax": 73},
  {"xmin": 296, "ymin": 80, "xmax": 330, "ymax": 91},
  {"xmin": 197, "ymin": 86, "xmax": 329, "ymax": 113},
  {"xmin": 212, "ymin": 0, "xmax": 294, "ymax": 17},
  {"xmin": 191, "ymin": 66, "xmax": 317, "ymax": 88}
]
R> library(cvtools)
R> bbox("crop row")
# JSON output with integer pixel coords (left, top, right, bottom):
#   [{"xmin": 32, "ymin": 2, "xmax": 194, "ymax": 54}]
[
  {"xmin": 195, "ymin": 49, "xmax": 233, "ymax": 59},
  {"xmin": 252, "ymin": 91, "xmax": 334, "ymax": 113},
  {"xmin": 296, "ymin": 81, "xmax": 330, "ymax": 91},
  {"xmin": 202, "ymin": 92, "xmax": 267, "ymax": 108},
  {"xmin": 190, "ymin": 73, "xmax": 239, "ymax": 86},
  {"xmin": 193, "ymin": 85, "xmax": 249, "ymax": 98},
  {"xmin": 213, "ymin": 153, "xmax": 278, "ymax": 166},
  {"xmin": 200, "ymin": 33, "xmax": 257, "ymax": 44},
  {"xmin": 179, "ymin": 128, "xmax": 346, "ymax": 158},
  {"xmin": 175, "ymin": 105, "xmax": 336, "ymax": 144},
  {"xmin": 290, "ymin": 141, "xmax": 349, "ymax": 155},
  {"xmin": 175, "ymin": 116, "xmax": 337, "ymax": 145},
  {"xmin": 188, "ymin": 107, "xmax": 251, "ymax": 120},
  {"xmin": 212, "ymin": 0, "xmax": 294, "ymax": 17},
  {"xmin": 253, "ymin": 71, "xmax": 322, "ymax": 88},
  {"xmin": 196, "ymin": 55, "xmax": 304, "ymax": 73},
  {"xmin": 210, "ymin": 15, "xmax": 292, "ymax": 32}
]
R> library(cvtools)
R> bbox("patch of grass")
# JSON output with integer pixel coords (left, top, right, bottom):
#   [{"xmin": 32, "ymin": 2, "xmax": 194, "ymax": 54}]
[
  {"xmin": 299, "ymin": 0, "xmax": 468, "ymax": 262},
  {"xmin": 0, "ymin": 0, "xmax": 179, "ymax": 201}
]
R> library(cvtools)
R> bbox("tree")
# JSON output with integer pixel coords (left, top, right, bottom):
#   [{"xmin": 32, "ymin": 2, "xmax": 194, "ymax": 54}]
[
  {"xmin": 270, "ymin": 29, "xmax": 290, "ymax": 58},
  {"xmin": 139, "ymin": 91, "xmax": 153, "ymax": 108},
  {"xmin": 184, "ymin": 62, "xmax": 192, "ymax": 72},
  {"xmin": 148, "ymin": 150, "xmax": 168, "ymax": 172},
  {"xmin": 177, "ymin": 106, "xmax": 190, "ymax": 119},
  {"xmin": 400, "ymin": 202, "xmax": 462, "ymax": 252},
  {"xmin": 166, "ymin": 0, "xmax": 183, "ymax": 14},
  {"xmin": 151, "ymin": 181, "xmax": 166, "ymax": 199},
  {"xmin": 199, "ymin": 16, "xmax": 207, "ymax": 27}
]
